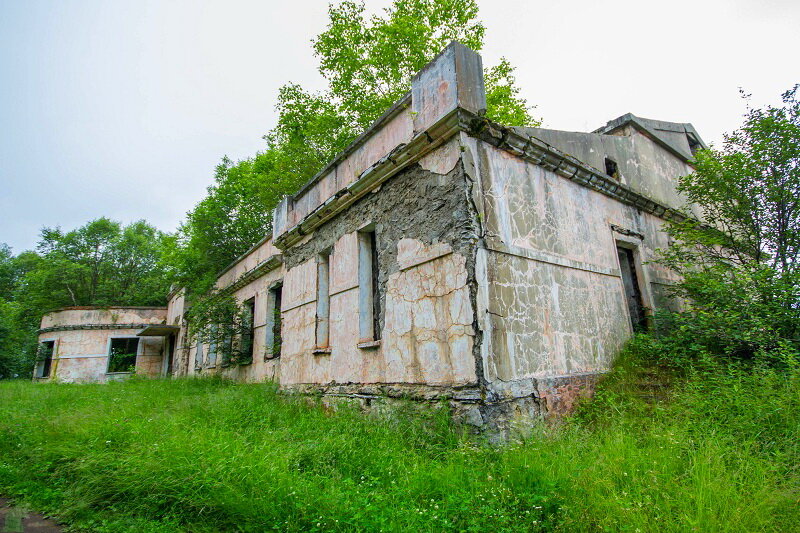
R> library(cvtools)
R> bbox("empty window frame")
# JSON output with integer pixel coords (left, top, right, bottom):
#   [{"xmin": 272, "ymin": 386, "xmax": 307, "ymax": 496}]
[
  {"xmin": 240, "ymin": 297, "xmax": 256, "ymax": 363},
  {"xmin": 604, "ymin": 157, "xmax": 619, "ymax": 179},
  {"xmin": 358, "ymin": 228, "xmax": 381, "ymax": 343},
  {"xmin": 107, "ymin": 337, "xmax": 139, "ymax": 373},
  {"xmin": 35, "ymin": 340, "xmax": 55, "ymax": 378},
  {"xmin": 220, "ymin": 331, "xmax": 233, "ymax": 366},
  {"xmin": 265, "ymin": 282, "xmax": 283, "ymax": 359},
  {"xmin": 207, "ymin": 325, "xmax": 218, "ymax": 367},
  {"xmin": 194, "ymin": 339, "xmax": 204, "ymax": 371},
  {"xmin": 315, "ymin": 250, "xmax": 332, "ymax": 350}
]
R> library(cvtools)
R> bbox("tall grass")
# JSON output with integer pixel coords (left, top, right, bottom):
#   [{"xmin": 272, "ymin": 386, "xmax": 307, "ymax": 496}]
[{"xmin": 1, "ymin": 340, "xmax": 798, "ymax": 532}]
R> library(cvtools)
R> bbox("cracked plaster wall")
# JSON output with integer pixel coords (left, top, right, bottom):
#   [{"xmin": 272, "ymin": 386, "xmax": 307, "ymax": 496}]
[
  {"xmin": 40, "ymin": 307, "xmax": 166, "ymax": 330},
  {"xmin": 468, "ymin": 138, "xmax": 681, "ymax": 386},
  {"xmin": 166, "ymin": 289, "xmax": 190, "ymax": 376},
  {"xmin": 215, "ymin": 238, "xmax": 281, "ymax": 289},
  {"xmin": 279, "ymin": 139, "xmax": 481, "ymax": 387},
  {"xmin": 524, "ymin": 127, "xmax": 701, "ymax": 219}
]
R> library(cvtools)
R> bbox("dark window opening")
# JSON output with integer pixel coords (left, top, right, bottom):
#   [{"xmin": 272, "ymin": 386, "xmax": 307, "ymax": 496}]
[
  {"xmin": 617, "ymin": 246, "xmax": 646, "ymax": 331},
  {"xmin": 605, "ymin": 157, "xmax": 619, "ymax": 179},
  {"xmin": 207, "ymin": 325, "xmax": 218, "ymax": 367},
  {"xmin": 266, "ymin": 283, "xmax": 283, "ymax": 359},
  {"xmin": 688, "ymin": 135, "xmax": 702, "ymax": 155},
  {"xmin": 316, "ymin": 250, "xmax": 331, "ymax": 349},
  {"xmin": 240, "ymin": 297, "xmax": 256, "ymax": 364},
  {"xmin": 358, "ymin": 228, "xmax": 382, "ymax": 344},
  {"xmin": 221, "ymin": 332, "xmax": 233, "ymax": 367},
  {"xmin": 194, "ymin": 338, "xmax": 204, "ymax": 370},
  {"xmin": 36, "ymin": 341, "xmax": 54, "ymax": 378},
  {"xmin": 108, "ymin": 338, "xmax": 139, "ymax": 373},
  {"xmin": 369, "ymin": 231, "xmax": 381, "ymax": 340}
]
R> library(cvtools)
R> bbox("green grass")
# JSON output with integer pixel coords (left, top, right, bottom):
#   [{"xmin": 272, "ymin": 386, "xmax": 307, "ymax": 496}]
[{"xmin": 0, "ymin": 340, "xmax": 798, "ymax": 532}]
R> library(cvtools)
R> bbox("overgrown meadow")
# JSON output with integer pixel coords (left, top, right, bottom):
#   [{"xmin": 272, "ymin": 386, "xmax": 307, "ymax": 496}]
[{"xmin": 1, "ymin": 337, "xmax": 798, "ymax": 532}]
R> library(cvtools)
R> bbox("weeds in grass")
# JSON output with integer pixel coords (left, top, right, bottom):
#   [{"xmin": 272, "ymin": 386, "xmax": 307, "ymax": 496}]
[{"xmin": 0, "ymin": 340, "xmax": 798, "ymax": 532}]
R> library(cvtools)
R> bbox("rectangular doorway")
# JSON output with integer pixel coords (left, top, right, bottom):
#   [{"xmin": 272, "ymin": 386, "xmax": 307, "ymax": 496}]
[
  {"xmin": 617, "ymin": 246, "xmax": 646, "ymax": 331},
  {"xmin": 36, "ymin": 340, "xmax": 55, "ymax": 378}
]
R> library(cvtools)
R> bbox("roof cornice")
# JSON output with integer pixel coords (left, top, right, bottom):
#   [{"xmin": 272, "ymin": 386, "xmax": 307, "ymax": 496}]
[
  {"xmin": 273, "ymin": 107, "xmax": 462, "ymax": 250},
  {"xmin": 465, "ymin": 112, "xmax": 688, "ymax": 223},
  {"xmin": 272, "ymin": 108, "xmax": 688, "ymax": 251}
]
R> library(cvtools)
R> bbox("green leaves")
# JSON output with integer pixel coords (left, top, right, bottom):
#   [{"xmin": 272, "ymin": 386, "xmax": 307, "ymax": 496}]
[
  {"xmin": 24, "ymin": 218, "xmax": 171, "ymax": 308},
  {"xmin": 313, "ymin": 0, "xmax": 486, "ymax": 130},
  {"xmin": 657, "ymin": 85, "xmax": 800, "ymax": 362},
  {"xmin": 484, "ymin": 58, "xmax": 538, "ymax": 127}
]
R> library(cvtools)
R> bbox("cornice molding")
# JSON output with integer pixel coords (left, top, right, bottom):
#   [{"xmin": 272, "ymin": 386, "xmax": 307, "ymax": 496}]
[
  {"xmin": 38, "ymin": 323, "xmax": 158, "ymax": 334},
  {"xmin": 273, "ymin": 108, "xmax": 688, "ymax": 251},
  {"xmin": 463, "ymin": 111, "xmax": 688, "ymax": 223},
  {"xmin": 216, "ymin": 254, "xmax": 284, "ymax": 295},
  {"xmin": 273, "ymin": 108, "xmax": 462, "ymax": 249}
]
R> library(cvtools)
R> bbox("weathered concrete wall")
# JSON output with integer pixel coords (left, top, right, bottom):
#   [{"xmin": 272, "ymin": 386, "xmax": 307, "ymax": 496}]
[
  {"xmin": 166, "ymin": 289, "xmax": 189, "ymax": 376},
  {"xmin": 215, "ymin": 237, "xmax": 281, "ymax": 289},
  {"xmin": 272, "ymin": 42, "xmax": 485, "ymax": 245},
  {"xmin": 522, "ymin": 127, "xmax": 701, "ymax": 219},
  {"xmin": 279, "ymin": 143, "xmax": 480, "ymax": 388},
  {"xmin": 279, "ymin": 109, "xmax": 415, "ymax": 233},
  {"xmin": 40, "ymin": 307, "xmax": 166, "ymax": 330},
  {"xmin": 465, "ymin": 137, "xmax": 680, "ymax": 392},
  {"xmin": 187, "ymin": 253, "xmax": 285, "ymax": 383},
  {"xmin": 37, "ymin": 307, "xmax": 167, "ymax": 382}
]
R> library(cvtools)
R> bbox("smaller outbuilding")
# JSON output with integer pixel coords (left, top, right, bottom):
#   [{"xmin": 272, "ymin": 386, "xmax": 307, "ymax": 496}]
[{"xmin": 35, "ymin": 306, "xmax": 170, "ymax": 382}]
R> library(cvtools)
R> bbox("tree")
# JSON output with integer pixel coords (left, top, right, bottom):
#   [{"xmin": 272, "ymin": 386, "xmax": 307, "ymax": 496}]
[
  {"xmin": 313, "ymin": 0, "xmax": 536, "ymax": 130},
  {"xmin": 657, "ymin": 85, "xmax": 800, "ymax": 361},
  {"xmin": 20, "ymin": 218, "xmax": 170, "ymax": 308},
  {"xmin": 0, "ymin": 244, "xmax": 27, "ymax": 378},
  {"xmin": 174, "ymin": 0, "xmax": 537, "ymax": 295}
]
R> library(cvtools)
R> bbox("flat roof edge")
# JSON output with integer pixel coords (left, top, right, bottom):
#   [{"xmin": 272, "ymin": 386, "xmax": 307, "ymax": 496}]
[{"xmin": 43, "ymin": 306, "xmax": 168, "ymax": 314}]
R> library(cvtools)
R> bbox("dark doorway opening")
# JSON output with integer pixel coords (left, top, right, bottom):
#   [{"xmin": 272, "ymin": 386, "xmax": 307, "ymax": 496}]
[
  {"xmin": 617, "ymin": 246, "xmax": 646, "ymax": 331},
  {"xmin": 166, "ymin": 334, "xmax": 176, "ymax": 375},
  {"xmin": 37, "ymin": 340, "xmax": 54, "ymax": 378}
]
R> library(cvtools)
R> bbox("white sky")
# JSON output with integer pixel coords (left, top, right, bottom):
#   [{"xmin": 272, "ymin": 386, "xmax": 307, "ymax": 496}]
[{"xmin": 1, "ymin": 0, "xmax": 798, "ymax": 253}]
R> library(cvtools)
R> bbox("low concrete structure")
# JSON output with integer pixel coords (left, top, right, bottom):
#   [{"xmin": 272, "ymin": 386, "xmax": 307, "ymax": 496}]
[
  {"xmin": 35, "ymin": 307, "xmax": 168, "ymax": 382},
  {"xmin": 39, "ymin": 43, "xmax": 704, "ymax": 432}
]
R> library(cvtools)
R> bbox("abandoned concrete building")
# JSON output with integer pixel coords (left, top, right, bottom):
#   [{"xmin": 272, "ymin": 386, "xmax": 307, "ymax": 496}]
[
  {"xmin": 34, "ymin": 307, "xmax": 169, "ymax": 381},
  {"xmin": 36, "ymin": 43, "xmax": 706, "ymax": 428}
]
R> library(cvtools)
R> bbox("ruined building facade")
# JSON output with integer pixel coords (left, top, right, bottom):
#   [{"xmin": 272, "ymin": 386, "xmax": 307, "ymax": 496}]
[{"xmin": 37, "ymin": 43, "xmax": 705, "ymax": 429}]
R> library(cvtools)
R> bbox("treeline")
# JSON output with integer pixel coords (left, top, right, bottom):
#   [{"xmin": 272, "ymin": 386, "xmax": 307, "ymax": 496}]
[{"xmin": 0, "ymin": 219, "xmax": 172, "ymax": 378}]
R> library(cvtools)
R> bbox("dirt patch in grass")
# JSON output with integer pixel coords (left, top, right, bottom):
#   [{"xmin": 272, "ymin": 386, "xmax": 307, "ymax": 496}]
[{"xmin": 0, "ymin": 498, "xmax": 62, "ymax": 532}]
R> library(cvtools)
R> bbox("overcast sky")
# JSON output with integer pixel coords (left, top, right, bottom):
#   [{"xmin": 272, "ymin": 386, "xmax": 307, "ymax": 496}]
[{"xmin": 1, "ymin": 0, "xmax": 798, "ymax": 253}]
